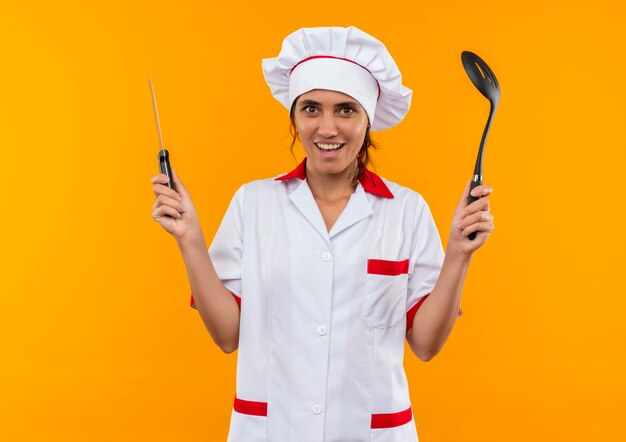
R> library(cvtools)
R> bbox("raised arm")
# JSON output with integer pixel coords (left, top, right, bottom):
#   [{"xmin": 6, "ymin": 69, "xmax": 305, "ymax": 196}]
[
  {"xmin": 151, "ymin": 168, "xmax": 240, "ymax": 353},
  {"xmin": 407, "ymin": 181, "xmax": 493, "ymax": 361}
]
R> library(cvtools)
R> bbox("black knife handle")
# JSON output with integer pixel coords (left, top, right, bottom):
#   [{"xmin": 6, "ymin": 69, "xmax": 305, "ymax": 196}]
[
  {"xmin": 158, "ymin": 149, "xmax": 174, "ymax": 190},
  {"xmin": 467, "ymin": 179, "xmax": 482, "ymax": 241}
]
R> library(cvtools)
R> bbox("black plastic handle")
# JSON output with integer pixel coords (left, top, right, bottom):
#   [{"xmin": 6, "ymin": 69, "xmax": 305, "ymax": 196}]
[
  {"xmin": 467, "ymin": 179, "xmax": 482, "ymax": 241},
  {"xmin": 158, "ymin": 149, "xmax": 175, "ymax": 190}
]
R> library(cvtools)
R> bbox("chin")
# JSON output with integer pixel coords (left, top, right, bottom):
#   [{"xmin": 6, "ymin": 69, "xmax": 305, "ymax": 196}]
[{"xmin": 313, "ymin": 157, "xmax": 356, "ymax": 176}]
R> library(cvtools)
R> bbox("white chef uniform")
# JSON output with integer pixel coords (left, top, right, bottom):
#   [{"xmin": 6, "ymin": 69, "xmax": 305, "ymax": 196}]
[
  {"xmin": 187, "ymin": 25, "xmax": 465, "ymax": 441},
  {"xmin": 190, "ymin": 156, "xmax": 446, "ymax": 441}
]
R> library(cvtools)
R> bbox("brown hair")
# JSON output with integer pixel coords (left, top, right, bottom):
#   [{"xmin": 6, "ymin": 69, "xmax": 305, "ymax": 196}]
[{"xmin": 289, "ymin": 101, "xmax": 378, "ymax": 188}]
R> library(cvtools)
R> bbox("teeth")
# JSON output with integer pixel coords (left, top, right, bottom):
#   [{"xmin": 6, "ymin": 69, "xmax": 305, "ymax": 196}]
[{"xmin": 316, "ymin": 143, "xmax": 344, "ymax": 150}]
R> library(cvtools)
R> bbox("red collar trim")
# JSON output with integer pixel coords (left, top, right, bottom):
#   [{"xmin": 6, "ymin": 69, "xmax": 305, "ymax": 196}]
[{"xmin": 275, "ymin": 157, "xmax": 394, "ymax": 199}]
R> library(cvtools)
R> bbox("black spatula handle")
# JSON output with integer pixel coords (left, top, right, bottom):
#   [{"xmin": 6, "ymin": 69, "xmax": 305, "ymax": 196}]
[{"xmin": 467, "ymin": 178, "xmax": 482, "ymax": 241}]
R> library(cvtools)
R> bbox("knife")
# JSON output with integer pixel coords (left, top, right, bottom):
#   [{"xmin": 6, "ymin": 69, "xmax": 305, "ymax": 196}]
[{"xmin": 149, "ymin": 76, "xmax": 174, "ymax": 190}]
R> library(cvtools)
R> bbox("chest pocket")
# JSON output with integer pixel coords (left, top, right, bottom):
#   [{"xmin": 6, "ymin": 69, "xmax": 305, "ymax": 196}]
[{"xmin": 361, "ymin": 258, "xmax": 409, "ymax": 329}]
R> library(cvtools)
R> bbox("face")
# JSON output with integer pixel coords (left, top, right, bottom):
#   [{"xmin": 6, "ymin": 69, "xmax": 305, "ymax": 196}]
[{"xmin": 293, "ymin": 89, "xmax": 369, "ymax": 179}]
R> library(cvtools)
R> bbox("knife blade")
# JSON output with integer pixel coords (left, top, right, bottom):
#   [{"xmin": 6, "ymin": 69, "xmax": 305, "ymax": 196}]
[{"xmin": 149, "ymin": 76, "xmax": 174, "ymax": 190}]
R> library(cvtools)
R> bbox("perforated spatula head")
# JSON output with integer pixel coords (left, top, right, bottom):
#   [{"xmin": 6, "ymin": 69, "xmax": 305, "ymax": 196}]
[
  {"xmin": 462, "ymin": 51, "xmax": 500, "ymax": 107},
  {"xmin": 461, "ymin": 51, "xmax": 501, "ymax": 241}
]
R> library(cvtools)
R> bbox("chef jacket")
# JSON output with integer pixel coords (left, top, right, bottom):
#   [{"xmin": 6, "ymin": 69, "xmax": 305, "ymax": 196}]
[{"xmin": 190, "ymin": 158, "xmax": 448, "ymax": 441}]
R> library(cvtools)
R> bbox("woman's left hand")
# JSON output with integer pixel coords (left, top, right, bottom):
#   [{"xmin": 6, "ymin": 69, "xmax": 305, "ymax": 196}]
[{"xmin": 447, "ymin": 180, "xmax": 494, "ymax": 257}]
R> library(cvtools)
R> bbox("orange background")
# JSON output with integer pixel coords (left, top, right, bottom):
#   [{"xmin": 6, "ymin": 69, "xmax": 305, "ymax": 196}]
[{"xmin": 1, "ymin": 0, "xmax": 625, "ymax": 440}]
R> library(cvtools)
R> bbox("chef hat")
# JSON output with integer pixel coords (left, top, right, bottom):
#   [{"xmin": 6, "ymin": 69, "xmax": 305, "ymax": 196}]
[{"xmin": 262, "ymin": 26, "xmax": 413, "ymax": 132}]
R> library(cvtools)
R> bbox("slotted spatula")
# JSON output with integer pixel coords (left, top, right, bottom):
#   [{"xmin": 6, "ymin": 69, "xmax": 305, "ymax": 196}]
[{"xmin": 461, "ymin": 51, "xmax": 501, "ymax": 240}]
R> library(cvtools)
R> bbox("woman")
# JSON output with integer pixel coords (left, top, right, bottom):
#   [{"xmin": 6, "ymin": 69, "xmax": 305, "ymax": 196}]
[{"xmin": 150, "ymin": 26, "xmax": 494, "ymax": 442}]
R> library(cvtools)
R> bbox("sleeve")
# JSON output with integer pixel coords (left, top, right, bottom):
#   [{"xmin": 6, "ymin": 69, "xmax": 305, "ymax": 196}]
[
  {"xmin": 405, "ymin": 198, "xmax": 462, "ymax": 331},
  {"xmin": 190, "ymin": 184, "xmax": 245, "ymax": 310}
]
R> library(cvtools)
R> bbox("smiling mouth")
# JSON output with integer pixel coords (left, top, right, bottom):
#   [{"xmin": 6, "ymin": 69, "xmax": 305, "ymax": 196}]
[{"xmin": 315, "ymin": 143, "xmax": 345, "ymax": 152}]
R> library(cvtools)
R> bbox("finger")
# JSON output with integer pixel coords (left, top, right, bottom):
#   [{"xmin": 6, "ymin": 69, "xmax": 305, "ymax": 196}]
[
  {"xmin": 153, "ymin": 204, "xmax": 183, "ymax": 220},
  {"xmin": 460, "ymin": 212, "xmax": 494, "ymax": 231},
  {"xmin": 153, "ymin": 182, "xmax": 182, "ymax": 202},
  {"xmin": 155, "ymin": 194, "xmax": 186, "ymax": 213},
  {"xmin": 462, "ymin": 220, "xmax": 494, "ymax": 237},
  {"xmin": 469, "ymin": 184, "xmax": 493, "ymax": 198},
  {"xmin": 464, "ymin": 195, "xmax": 490, "ymax": 215},
  {"xmin": 150, "ymin": 174, "xmax": 170, "ymax": 185}
]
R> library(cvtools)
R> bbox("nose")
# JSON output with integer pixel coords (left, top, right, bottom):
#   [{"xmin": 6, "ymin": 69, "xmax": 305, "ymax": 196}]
[{"xmin": 318, "ymin": 113, "xmax": 338, "ymax": 138}]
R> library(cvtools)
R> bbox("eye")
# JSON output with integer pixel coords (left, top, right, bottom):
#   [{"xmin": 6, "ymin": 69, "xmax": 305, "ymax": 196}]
[
  {"xmin": 340, "ymin": 107, "xmax": 355, "ymax": 115},
  {"xmin": 302, "ymin": 105, "xmax": 317, "ymax": 113}
]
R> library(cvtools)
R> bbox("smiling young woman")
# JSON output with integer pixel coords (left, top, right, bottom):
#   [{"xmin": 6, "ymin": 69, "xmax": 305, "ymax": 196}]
[
  {"xmin": 150, "ymin": 25, "xmax": 494, "ymax": 442},
  {"xmin": 289, "ymin": 89, "xmax": 376, "ymax": 195}
]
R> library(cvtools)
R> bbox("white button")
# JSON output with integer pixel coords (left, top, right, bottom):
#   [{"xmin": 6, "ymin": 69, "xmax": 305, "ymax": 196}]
[
  {"xmin": 317, "ymin": 325, "xmax": 328, "ymax": 336},
  {"xmin": 322, "ymin": 252, "xmax": 332, "ymax": 261},
  {"xmin": 312, "ymin": 404, "xmax": 323, "ymax": 414}
]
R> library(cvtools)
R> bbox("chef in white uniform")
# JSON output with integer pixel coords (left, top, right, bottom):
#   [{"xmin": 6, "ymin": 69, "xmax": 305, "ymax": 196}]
[{"xmin": 151, "ymin": 26, "xmax": 494, "ymax": 442}]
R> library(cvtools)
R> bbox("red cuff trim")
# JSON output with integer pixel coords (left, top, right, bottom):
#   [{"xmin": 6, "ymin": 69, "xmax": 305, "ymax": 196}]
[
  {"xmin": 232, "ymin": 293, "xmax": 241, "ymax": 309},
  {"xmin": 190, "ymin": 292, "xmax": 241, "ymax": 310},
  {"xmin": 233, "ymin": 397, "xmax": 268, "ymax": 416},
  {"xmin": 371, "ymin": 406, "xmax": 413, "ymax": 429},
  {"xmin": 405, "ymin": 295, "xmax": 463, "ymax": 329},
  {"xmin": 406, "ymin": 294, "xmax": 429, "ymax": 331},
  {"xmin": 367, "ymin": 258, "xmax": 409, "ymax": 276}
]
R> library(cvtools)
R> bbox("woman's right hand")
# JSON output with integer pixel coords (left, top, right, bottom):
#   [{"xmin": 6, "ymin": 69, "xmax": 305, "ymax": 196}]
[{"xmin": 151, "ymin": 168, "xmax": 203, "ymax": 243}]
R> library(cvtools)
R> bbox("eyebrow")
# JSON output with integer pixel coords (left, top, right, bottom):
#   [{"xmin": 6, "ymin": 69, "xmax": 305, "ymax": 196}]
[{"xmin": 299, "ymin": 99, "xmax": 361, "ymax": 108}]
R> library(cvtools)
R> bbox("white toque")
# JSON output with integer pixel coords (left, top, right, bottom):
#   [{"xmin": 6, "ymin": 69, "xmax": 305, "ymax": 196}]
[{"xmin": 262, "ymin": 26, "xmax": 413, "ymax": 131}]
